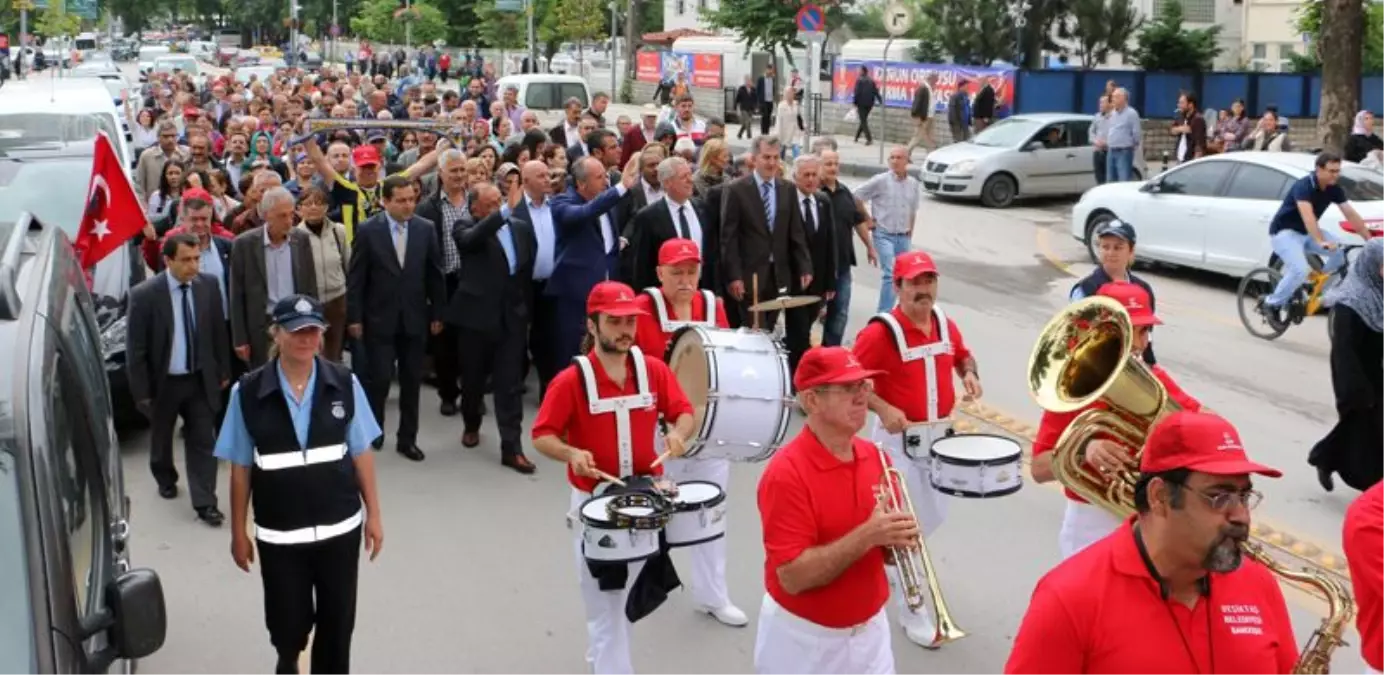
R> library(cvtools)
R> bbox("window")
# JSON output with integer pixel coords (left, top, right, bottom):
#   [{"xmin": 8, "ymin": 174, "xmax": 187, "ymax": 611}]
[
  {"xmin": 47, "ymin": 355, "xmax": 107, "ymax": 624},
  {"xmin": 1224, "ymin": 164, "xmax": 1292, "ymax": 200},
  {"xmin": 524, "ymin": 84, "xmax": 555, "ymax": 110},
  {"xmin": 559, "ymin": 83, "xmax": 590, "ymax": 108},
  {"xmin": 1339, "ymin": 166, "xmax": 1384, "ymax": 202},
  {"xmin": 1066, "ymin": 121, "xmax": 1092, "ymax": 147},
  {"xmin": 1157, "ymin": 162, "xmax": 1230, "ymax": 197},
  {"xmin": 1033, "ymin": 124, "xmax": 1069, "ymax": 149},
  {"xmin": 677, "ymin": 0, "xmax": 685, "ymax": 13},
  {"xmin": 698, "ymin": 0, "xmax": 707, "ymax": 8},
  {"xmin": 1251, "ymin": 43, "xmax": 1267, "ymax": 59},
  {"xmin": 1155, "ymin": 0, "xmax": 1214, "ymax": 22}
]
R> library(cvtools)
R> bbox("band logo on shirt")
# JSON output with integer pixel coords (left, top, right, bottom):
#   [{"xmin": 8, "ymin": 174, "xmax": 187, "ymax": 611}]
[{"xmin": 1220, "ymin": 603, "xmax": 1264, "ymax": 635}]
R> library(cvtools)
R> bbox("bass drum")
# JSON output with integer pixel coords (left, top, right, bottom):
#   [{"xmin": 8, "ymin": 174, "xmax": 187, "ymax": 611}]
[{"xmin": 666, "ymin": 326, "xmax": 792, "ymax": 463}]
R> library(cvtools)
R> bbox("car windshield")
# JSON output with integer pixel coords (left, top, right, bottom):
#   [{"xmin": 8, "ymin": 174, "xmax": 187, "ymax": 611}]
[
  {"xmin": 0, "ymin": 157, "xmax": 94, "ymax": 236},
  {"xmin": 138, "ymin": 47, "xmax": 169, "ymax": 61},
  {"xmin": 1339, "ymin": 165, "xmax": 1383, "ymax": 202},
  {"xmin": 970, "ymin": 118, "xmax": 1047, "ymax": 148},
  {"xmin": 154, "ymin": 58, "xmax": 198, "ymax": 75},
  {"xmin": 0, "ymin": 451, "xmax": 34, "ymax": 674}
]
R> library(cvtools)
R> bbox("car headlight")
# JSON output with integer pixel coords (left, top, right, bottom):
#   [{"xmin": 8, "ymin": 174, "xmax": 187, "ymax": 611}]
[
  {"xmin": 946, "ymin": 160, "xmax": 976, "ymax": 175},
  {"xmin": 100, "ymin": 315, "xmax": 127, "ymax": 360}
]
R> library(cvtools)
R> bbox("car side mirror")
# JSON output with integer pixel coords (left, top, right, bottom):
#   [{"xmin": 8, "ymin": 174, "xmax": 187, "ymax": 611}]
[
  {"xmin": 1023, "ymin": 140, "xmax": 1045, "ymax": 152},
  {"xmin": 105, "ymin": 568, "xmax": 167, "ymax": 661},
  {"xmin": 1141, "ymin": 179, "xmax": 1161, "ymax": 193}
]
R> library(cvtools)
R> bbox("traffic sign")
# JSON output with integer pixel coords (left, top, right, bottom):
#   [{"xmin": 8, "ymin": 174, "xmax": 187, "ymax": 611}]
[
  {"xmin": 795, "ymin": 4, "xmax": 825, "ymax": 32},
  {"xmin": 11, "ymin": 0, "xmax": 35, "ymax": 10},
  {"xmin": 884, "ymin": 1, "xmax": 914, "ymax": 37}
]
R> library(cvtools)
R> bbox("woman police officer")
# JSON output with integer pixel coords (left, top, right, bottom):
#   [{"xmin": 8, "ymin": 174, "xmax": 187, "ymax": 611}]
[{"xmin": 214, "ymin": 294, "xmax": 385, "ymax": 674}]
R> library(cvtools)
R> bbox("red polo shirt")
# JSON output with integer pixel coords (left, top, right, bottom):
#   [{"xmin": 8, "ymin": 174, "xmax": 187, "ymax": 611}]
[
  {"xmin": 1345, "ymin": 483, "xmax": 1383, "ymax": 671},
  {"xmin": 852, "ymin": 306, "xmax": 972, "ymax": 421},
  {"xmin": 531, "ymin": 350, "xmax": 695, "ymax": 493},
  {"xmin": 758, "ymin": 427, "xmax": 890, "ymax": 628},
  {"xmin": 632, "ymin": 290, "xmax": 729, "ymax": 363},
  {"xmin": 1005, "ymin": 518, "xmax": 1298, "ymax": 674},
  {"xmin": 1032, "ymin": 365, "xmax": 1202, "ymax": 503}
]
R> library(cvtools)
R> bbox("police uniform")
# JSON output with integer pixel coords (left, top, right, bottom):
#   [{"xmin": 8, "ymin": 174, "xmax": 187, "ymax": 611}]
[
  {"xmin": 531, "ymin": 281, "xmax": 696, "ymax": 675},
  {"xmin": 631, "ymin": 239, "xmax": 747, "ymax": 627},
  {"xmin": 850, "ymin": 251, "xmax": 975, "ymax": 648},
  {"xmin": 214, "ymin": 295, "xmax": 382, "ymax": 674}
]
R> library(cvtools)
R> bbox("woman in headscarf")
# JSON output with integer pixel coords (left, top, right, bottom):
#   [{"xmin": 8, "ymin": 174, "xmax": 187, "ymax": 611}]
[
  {"xmin": 243, "ymin": 131, "xmax": 288, "ymax": 181},
  {"xmin": 1344, "ymin": 110, "xmax": 1383, "ymax": 166},
  {"xmin": 1309, "ymin": 238, "xmax": 1383, "ymax": 492}
]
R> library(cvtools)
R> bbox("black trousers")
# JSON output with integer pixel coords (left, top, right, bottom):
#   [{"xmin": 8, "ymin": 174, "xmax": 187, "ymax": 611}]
[
  {"xmin": 1093, "ymin": 149, "xmax": 1109, "ymax": 185},
  {"xmin": 150, "ymin": 374, "xmax": 219, "ymax": 510},
  {"xmin": 529, "ymin": 281, "xmax": 562, "ymax": 401},
  {"xmin": 364, "ymin": 331, "xmax": 427, "ymax": 445},
  {"xmin": 458, "ymin": 322, "xmax": 526, "ymax": 457},
  {"xmin": 257, "ymin": 526, "xmax": 362, "ymax": 674},
  {"xmin": 759, "ymin": 102, "xmax": 774, "ymax": 135},
  {"xmin": 855, "ymin": 106, "xmax": 874, "ymax": 143},
  {"xmin": 784, "ymin": 302, "xmax": 816, "ymax": 378},
  {"xmin": 432, "ymin": 274, "xmax": 463, "ymax": 404}
]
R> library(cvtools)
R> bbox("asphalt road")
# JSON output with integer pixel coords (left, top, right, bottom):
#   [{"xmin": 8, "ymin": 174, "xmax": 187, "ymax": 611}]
[{"xmin": 114, "ymin": 163, "xmax": 1367, "ymax": 672}]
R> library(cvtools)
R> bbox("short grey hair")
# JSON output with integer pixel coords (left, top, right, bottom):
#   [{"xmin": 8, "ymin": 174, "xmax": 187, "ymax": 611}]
[
  {"xmin": 657, "ymin": 156, "xmax": 689, "ymax": 184},
  {"xmin": 793, "ymin": 154, "xmax": 822, "ymax": 176},
  {"xmin": 257, "ymin": 186, "xmax": 295, "ymax": 217},
  {"xmin": 751, "ymin": 135, "xmax": 781, "ymax": 155},
  {"xmin": 571, "ymin": 156, "xmax": 604, "ymax": 184},
  {"xmin": 438, "ymin": 148, "xmax": 466, "ymax": 170},
  {"xmin": 253, "ymin": 170, "xmax": 283, "ymax": 188},
  {"xmin": 811, "ymin": 137, "xmax": 838, "ymax": 154}
]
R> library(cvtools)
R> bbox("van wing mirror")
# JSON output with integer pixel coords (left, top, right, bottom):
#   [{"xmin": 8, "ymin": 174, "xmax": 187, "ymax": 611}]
[{"xmin": 106, "ymin": 568, "xmax": 167, "ymax": 660}]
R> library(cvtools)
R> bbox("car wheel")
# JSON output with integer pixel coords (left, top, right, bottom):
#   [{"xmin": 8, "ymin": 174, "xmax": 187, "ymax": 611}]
[
  {"xmin": 980, "ymin": 173, "xmax": 1017, "ymax": 208},
  {"xmin": 1084, "ymin": 211, "xmax": 1117, "ymax": 264}
]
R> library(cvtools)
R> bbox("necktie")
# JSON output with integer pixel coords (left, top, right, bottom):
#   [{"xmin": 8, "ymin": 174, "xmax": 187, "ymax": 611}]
[
  {"xmin": 180, "ymin": 283, "xmax": 196, "ymax": 373},
  {"xmin": 394, "ymin": 222, "xmax": 407, "ymax": 267},
  {"xmin": 761, "ymin": 180, "xmax": 774, "ymax": 233},
  {"xmin": 678, "ymin": 204, "xmax": 691, "ymax": 239},
  {"xmin": 802, "ymin": 197, "xmax": 816, "ymax": 235}
]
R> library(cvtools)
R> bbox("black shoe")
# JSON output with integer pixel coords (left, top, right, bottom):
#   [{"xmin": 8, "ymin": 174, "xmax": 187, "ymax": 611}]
[
  {"xmin": 440, "ymin": 401, "xmax": 457, "ymax": 416},
  {"xmin": 1317, "ymin": 465, "xmax": 1335, "ymax": 492},
  {"xmin": 195, "ymin": 506, "xmax": 225, "ymax": 527},
  {"xmin": 158, "ymin": 484, "xmax": 178, "ymax": 500},
  {"xmin": 397, "ymin": 444, "xmax": 426, "ymax": 462},
  {"xmin": 275, "ymin": 655, "xmax": 299, "ymax": 674},
  {"xmin": 371, "ymin": 436, "xmax": 384, "ymax": 450}
]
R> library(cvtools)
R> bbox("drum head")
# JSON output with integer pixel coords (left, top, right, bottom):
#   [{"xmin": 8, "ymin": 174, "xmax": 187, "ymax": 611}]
[
  {"xmin": 931, "ymin": 434, "xmax": 1022, "ymax": 465},
  {"xmin": 580, "ymin": 496, "xmax": 616, "ymax": 523},
  {"xmin": 668, "ymin": 328, "xmax": 711, "ymax": 431},
  {"xmin": 674, "ymin": 481, "xmax": 723, "ymax": 506},
  {"xmin": 611, "ymin": 503, "xmax": 658, "ymax": 518}
]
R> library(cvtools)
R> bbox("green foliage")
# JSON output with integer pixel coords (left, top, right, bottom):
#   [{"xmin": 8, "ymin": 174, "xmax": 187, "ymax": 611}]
[
  {"xmin": 919, "ymin": 0, "xmax": 1011, "ymax": 65},
  {"xmin": 474, "ymin": 0, "xmax": 528, "ymax": 48},
  {"xmin": 1064, "ymin": 0, "xmax": 1141, "ymax": 68},
  {"xmin": 1291, "ymin": 0, "xmax": 1383, "ymax": 74},
  {"xmin": 1130, "ymin": 0, "xmax": 1221, "ymax": 71},
  {"xmin": 847, "ymin": 0, "xmax": 933, "ymax": 39},
  {"xmin": 349, "ymin": 0, "xmax": 447, "ymax": 44},
  {"xmin": 619, "ymin": 76, "xmax": 634, "ymax": 104},
  {"xmin": 702, "ymin": 0, "xmax": 803, "ymax": 63},
  {"xmin": 550, "ymin": 0, "xmax": 606, "ymax": 43},
  {"xmin": 35, "ymin": 7, "xmax": 82, "ymax": 37}
]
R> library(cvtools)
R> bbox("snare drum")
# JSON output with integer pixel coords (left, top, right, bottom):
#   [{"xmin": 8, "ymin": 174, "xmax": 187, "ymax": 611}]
[
  {"xmin": 929, "ymin": 434, "xmax": 1024, "ymax": 498},
  {"xmin": 666, "ymin": 326, "xmax": 792, "ymax": 463},
  {"xmin": 665, "ymin": 481, "xmax": 728, "ymax": 547},
  {"xmin": 579, "ymin": 494, "xmax": 662, "ymax": 563}
]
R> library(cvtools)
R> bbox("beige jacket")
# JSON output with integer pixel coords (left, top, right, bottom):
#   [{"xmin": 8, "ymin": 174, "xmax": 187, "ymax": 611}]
[{"xmin": 297, "ymin": 220, "xmax": 349, "ymax": 302}]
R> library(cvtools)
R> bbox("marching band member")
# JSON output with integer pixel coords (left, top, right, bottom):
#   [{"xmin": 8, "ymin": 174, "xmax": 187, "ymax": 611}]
[
  {"xmin": 1344, "ymin": 483, "xmax": 1383, "ymax": 674},
  {"xmin": 1032, "ymin": 282, "xmax": 1203, "ymax": 560},
  {"xmin": 850, "ymin": 250, "xmax": 981, "ymax": 648},
  {"xmin": 1006, "ymin": 411, "xmax": 1298, "ymax": 674},
  {"xmin": 631, "ymin": 238, "xmax": 747, "ymax": 627},
  {"xmin": 531, "ymin": 280, "xmax": 697, "ymax": 675},
  {"xmin": 755, "ymin": 347, "xmax": 914, "ymax": 675}
]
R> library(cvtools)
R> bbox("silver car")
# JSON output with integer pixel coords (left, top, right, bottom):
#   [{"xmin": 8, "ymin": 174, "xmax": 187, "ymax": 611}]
[{"xmin": 920, "ymin": 112, "xmax": 1146, "ymax": 208}]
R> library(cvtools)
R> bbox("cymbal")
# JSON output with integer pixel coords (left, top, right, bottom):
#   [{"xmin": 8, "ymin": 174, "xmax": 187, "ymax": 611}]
[{"xmin": 749, "ymin": 295, "xmax": 821, "ymax": 312}]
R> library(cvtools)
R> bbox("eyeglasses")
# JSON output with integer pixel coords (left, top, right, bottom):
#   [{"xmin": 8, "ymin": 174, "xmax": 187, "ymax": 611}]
[
  {"xmin": 814, "ymin": 381, "xmax": 872, "ymax": 397},
  {"xmin": 1186, "ymin": 486, "xmax": 1263, "ymax": 512}
]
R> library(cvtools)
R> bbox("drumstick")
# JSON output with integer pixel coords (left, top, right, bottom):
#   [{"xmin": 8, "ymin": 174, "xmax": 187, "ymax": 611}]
[
  {"xmin": 752, "ymin": 273, "xmax": 761, "ymax": 332},
  {"xmin": 650, "ymin": 449, "xmax": 674, "ymax": 469},
  {"xmin": 594, "ymin": 470, "xmax": 627, "ymax": 487}
]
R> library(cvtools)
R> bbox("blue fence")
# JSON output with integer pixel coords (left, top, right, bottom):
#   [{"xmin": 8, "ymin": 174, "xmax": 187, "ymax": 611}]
[{"xmin": 1013, "ymin": 69, "xmax": 1384, "ymax": 118}]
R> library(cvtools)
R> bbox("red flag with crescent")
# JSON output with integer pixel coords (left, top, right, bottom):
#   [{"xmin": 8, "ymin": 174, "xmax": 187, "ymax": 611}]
[{"xmin": 73, "ymin": 132, "xmax": 148, "ymax": 270}]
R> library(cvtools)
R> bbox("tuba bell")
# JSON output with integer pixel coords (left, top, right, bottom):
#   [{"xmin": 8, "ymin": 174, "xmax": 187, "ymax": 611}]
[{"xmin": 1026, "ymin": 296, "xmax": 1354, "ymax": 674}]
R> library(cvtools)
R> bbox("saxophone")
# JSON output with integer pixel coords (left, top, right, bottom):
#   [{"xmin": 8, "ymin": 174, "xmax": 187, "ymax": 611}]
[{"xmin": 1027, "ymin": 296, "xmax": 1355, "ymax": 674}]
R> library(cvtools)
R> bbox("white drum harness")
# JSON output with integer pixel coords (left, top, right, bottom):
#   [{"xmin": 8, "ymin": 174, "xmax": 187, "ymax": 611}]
[
  {"xmin": 574, "ymin": 347, "xmax": 655, "ymax": 482},
  {"xmin": 869, "ymin": 305, "xmax": 954, "ymax": 423},
  {"xmin": 644, "ymin": 288, "xmax": 718, "ymax": 332}
]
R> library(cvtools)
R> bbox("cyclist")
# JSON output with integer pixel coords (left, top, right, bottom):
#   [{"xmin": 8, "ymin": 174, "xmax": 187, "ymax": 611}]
[{"xmin": 1262, "ymin": 151, "xmax": 1369, "ymax": 325}]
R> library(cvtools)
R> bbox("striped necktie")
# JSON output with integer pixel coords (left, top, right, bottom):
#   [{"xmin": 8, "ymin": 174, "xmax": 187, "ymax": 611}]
[{"xmin": 760, "ymin": 180, "xmax": 774, "ymax": 232}]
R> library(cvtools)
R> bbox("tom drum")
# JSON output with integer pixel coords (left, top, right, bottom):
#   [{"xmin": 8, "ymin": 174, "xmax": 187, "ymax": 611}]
[{"xmin": 929, "ymin": 434, "xmax": 1024, "ymax": 499}]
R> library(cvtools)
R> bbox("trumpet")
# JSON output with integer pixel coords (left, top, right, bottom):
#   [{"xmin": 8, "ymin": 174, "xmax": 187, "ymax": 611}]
[{"xmin": 873, "ymin": 443, "xmax": 966, "ymax": 649}]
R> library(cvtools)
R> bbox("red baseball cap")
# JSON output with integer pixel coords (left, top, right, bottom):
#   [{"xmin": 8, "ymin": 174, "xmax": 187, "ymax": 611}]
[
  {"xmin": 659, "ymin": 238, "xmax": 701, "ymax": 266},
  {"xmin": 182, "ymin": 106, "xmax": 202, "ymax": 119},
  {"xmin": 586, "ymin": 281, "xmax": 648, "ymax": 317},
  {"xmin": 180, "ymin": 187, "xmax": 214, "ymax": 204},
  {"xmin": 1096, "ymin": 282, "xmax": 1160, "ymax": 326},
  {"xmin": 893, "ymin": 251, "xmax": 939, "ymax": 282},
  {"xmin": 1140, "ymin": 411, "xmax": 1282, "ymax": 478},
  {"xmin": 793, "ymin": 347, "xmax": 885, "ymax": 391},
  {"xmin": 352, "ymin": 144, "xmax": 382, "ymax": 167}
]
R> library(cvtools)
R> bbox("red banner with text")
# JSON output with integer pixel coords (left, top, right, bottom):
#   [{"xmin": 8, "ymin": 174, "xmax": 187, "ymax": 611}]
[
  {"xmin": 691, "ymin": 54, "xmax": 722, "ymax": 89},
  {"xmin": 636, "ymin": 52, "xmax": 662, "ymax": 83}
]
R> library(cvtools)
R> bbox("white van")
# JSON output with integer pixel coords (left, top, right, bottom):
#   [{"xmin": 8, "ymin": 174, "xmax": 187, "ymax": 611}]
[
  {"xmin": 494, "ymin": 74, "xmax": 591, "ymax": 117},
  {"xmin": 137, "ymin": 45, "xmax": 171, "ymax": 76},
  {"xmin": 0, "ymin": 80, "xmax": 138, "ymax": 172}
]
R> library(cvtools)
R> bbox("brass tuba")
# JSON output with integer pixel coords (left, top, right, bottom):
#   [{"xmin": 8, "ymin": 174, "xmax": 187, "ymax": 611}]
[
  {"xmin": 1027, "ymin": 296, "xmax": 1354, "ymax": 674},
  {"xmin": 873, "ymin": 443, "xmax": 966, "ymax": 649}
]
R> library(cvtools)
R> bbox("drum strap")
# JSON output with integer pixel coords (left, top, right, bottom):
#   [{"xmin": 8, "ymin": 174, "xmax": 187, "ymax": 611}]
[
  {"xmin": 644, "ymin": 287, "xmax": 717, "ymax": 333},
  {"xmin": 871, "ymin": 306, "xmax": 952, "ymax": 421},
  {"xmin": 574, "ymin": 347, "xmax": 654, "ymax": 479}
]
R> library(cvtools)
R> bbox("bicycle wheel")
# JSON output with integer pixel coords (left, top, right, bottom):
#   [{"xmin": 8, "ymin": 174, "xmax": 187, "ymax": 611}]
[{"xmin": 1237, "ymin": 267, "xmax": 1290, "ymax": 340}]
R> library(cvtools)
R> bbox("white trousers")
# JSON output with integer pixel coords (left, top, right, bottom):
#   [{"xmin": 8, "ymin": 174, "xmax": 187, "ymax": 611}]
[
  {"xmin": 571, "ymin": 489, "xmax": 648, "ymax": 675},
  {"xmin": 871, "ymin": 421, "xmax": 948, "ymax": 636},
  {"xmin": 1058, "ymin": 500, "xmax": 1122, "ymax": 560},
  {"xmin": 754, "ymin": 594, "xmax": 894, "ymax": 674},
  {"xmin": 1367, "ymin": 666, "xmax": 1382, "ymax": 674},
  {"xmin": 661, "ymin": 456, "xmax": 733, "ymax": 610}
]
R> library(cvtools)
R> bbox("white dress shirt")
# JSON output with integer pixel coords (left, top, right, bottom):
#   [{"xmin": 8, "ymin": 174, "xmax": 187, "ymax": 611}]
[
  {"xmin": 642, "ymin": 179, "xmax": 664, "ymax": 207},
  {"xmin": 526, "ymin": 194, "xmax": 556, "ymax": 280},
  {"xmin": 797, "ymin": 190, "xmax": 819, "ymax": 236},
  {"xmin": 665, "ymin": 197, "xmax": 702, "ymax": 247}
]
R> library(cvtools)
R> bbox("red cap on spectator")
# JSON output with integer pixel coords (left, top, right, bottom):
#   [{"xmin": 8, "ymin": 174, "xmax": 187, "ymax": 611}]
[{"xmin": 352, "ymin": 144, "xmax": 381, "ymax": 167}]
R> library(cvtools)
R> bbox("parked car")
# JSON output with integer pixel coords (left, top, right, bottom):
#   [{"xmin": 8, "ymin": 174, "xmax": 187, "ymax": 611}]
[
  {"xmin": 920, "ymin": 112, "xmax": 1147, "ymax": 208},
  {"xmin": 297, "ymin": 50, "xmax": 324, "ymax": 71},
  {"xmin": 235, "ymin": 65, "xmax": 277, "ymax": 84},
  {"xmin": 151, "ymin": 54, "xmax": 199, "ymax": 77},
  {"xmin": 136, "ymin": 45, "xmax": 170, "ymax": 77},
  {"xmin": 214, "ymin": 45, "xmax": 241, "ymax": 67},
  {"xmin": 0, "ymin": 211, "xmax": 168, "ymax": 673},
  {"xmin": 67, "ymin": 61, "xmax": 129, "ymax": 107},
  {"xmin": 493, "ymin": 74, "xmax": 591, "ymax": 120},
  {"xmin": 1070, "ymin": 152, "xmax": 1384, "ymax": 279}
]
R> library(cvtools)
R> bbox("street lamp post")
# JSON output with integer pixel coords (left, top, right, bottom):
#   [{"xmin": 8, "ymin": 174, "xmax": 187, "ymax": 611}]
[
  {"xmin": 1009, "ymin": 0, "xmax": 1030, "ymax": 68},
  {"xmin": 609, "ymin": 1, "xmax": 618, "ymax": 96}
]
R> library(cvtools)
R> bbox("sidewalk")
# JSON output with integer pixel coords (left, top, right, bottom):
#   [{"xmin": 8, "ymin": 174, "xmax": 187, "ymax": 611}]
[{"xmin": 602, "ymin": 102, "xmax": 919, "ymax": 180}]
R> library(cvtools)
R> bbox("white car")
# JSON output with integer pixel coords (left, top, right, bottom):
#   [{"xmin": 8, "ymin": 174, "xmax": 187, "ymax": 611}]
[
  {"xmin": 235, "ymin": 65, "xmax": 277, "ymax": 84},
  {"xmin": 136, "ymin": 45, "xmax": 170, "ymax": 76},
  {"xmin": 1070, "ymin": 152, "xmax": 1384, "ymax": 279},
  {"xmin": 152, "ymin": 55, "xmax": 199, "ymax": 76}
]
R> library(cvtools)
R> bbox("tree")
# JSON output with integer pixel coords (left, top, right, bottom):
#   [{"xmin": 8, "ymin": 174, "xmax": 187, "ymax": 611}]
[
  {"xmin": 1063, "ymin": 0, "xmax": 1141, "ymax": 68},
  {"xmin": 474, "ymin": 0, "xmax": 528, "ymax": 48},
  {"xmin": 1316, "ymin": 0, "xmax": 1364, "ymax": 153},
  {"xmin": 1130, "ymin": 0, "xmax": 1221, "ymax": 71},
  {"xmin": 550, "ymin": 0, "xmax": 606, "ymax": 61},
  {"xmin": 349, "ymin": 0, "xmax": 447, "ymax": 45},
  {"xmin": 920, "ymin": 0, "xmax": 1011, "ymax": 65},
  {"xmin": 848, "ymin": 0, "xmax": 933, "ymax": 39},
  {"xmin": 1288, "ymin": 0, "xmax": 1382, "ymax": 75},
  {"xmin": 34, "ymin": 7, "xmax": 82, "ymax": 37},
  {"xmin": 702, "ymin": 0, "xmax": 807, "ymax": 63}
]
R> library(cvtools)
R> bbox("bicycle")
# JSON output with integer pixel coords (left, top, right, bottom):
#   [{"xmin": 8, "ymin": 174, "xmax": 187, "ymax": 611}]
[{"xmin": 1236, "ymin": 251, "xmax": 1352, "ymax": 340}]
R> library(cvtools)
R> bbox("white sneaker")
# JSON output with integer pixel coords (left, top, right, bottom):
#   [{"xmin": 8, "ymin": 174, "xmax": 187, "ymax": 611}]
[
  {"xmin": 700, "ymin": 603, "xmax": 749, "ymax": 627},
  {"xmin": 902, "ymin": 616, "xmax": 942, "ymax": 650}
]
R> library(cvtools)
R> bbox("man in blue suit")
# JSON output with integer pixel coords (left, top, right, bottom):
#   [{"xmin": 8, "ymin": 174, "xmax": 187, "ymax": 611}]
[{"xmin": 543, "ymin": 152, "xmax": 641, "ymax": 398}]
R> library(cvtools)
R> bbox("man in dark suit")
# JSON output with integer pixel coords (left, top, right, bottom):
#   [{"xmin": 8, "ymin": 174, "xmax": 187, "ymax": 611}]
[
  {"xmin": 565, "ymin": 114, "xmax": 600, "ymax": 161},
  {"xmin": 126, "ymin": 233, "xmax": 231, "ymax": 527},
  {"xmin": 548, "ymin": 96, "xmax": 584, "ymax": 149},
  {"xmin": 229, "ymin": 187, "xmax": 318, "ymax": 369},
  {"xmin": 545, "ymin": 154, "xmax": 640, "ymax": 385},
  {"xmin": 446, "ymin": 182, "xmax": 538, "ymax": 474},
  {"xmin": 618, "ymin": 143, "xmax": 667, "ymax": 280},
  {"xmin": 347, "ymin": 174, "xmax": 447, "ymax": 461},
  {"xmin": 757, "ymin": 64, "xmax": 777, "ymax": 136},
  {"xmin": 972, "ymin": 77, "xmax": 997, "ymax": 132},
  {"xmin": 720, "ymin": 135, "xmax": 813, "ymax": 332},
  {"xmin": 413, "ymin": 149, "xmax": 469, "ymax": 415},
  {"xmin": 785, "ymin": 154, "xmax": 839, "ymax": 373},
  {"xmin": 629, "ymin": 155, "xmax": 718, "ymax": 293}
]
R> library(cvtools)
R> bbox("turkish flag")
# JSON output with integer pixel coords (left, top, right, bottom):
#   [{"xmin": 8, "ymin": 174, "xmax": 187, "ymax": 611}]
[{"xmin": 73, "ymin": 132, "xmax": 148, "ymax": 270}]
